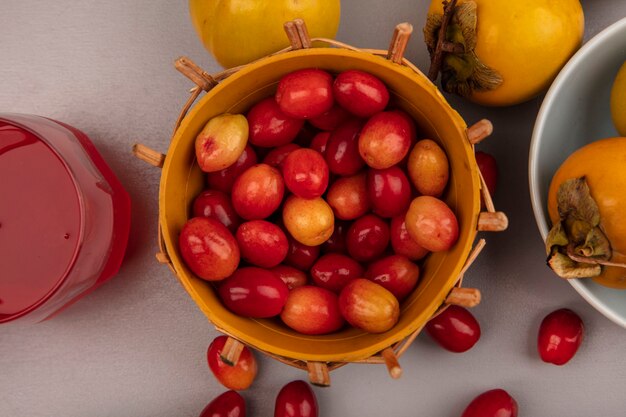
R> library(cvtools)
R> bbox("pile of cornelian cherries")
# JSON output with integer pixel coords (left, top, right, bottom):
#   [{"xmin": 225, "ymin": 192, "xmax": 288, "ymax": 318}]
[{"xmin": 179, "ymin": 67, "xmax": 459, "ymax": 335}]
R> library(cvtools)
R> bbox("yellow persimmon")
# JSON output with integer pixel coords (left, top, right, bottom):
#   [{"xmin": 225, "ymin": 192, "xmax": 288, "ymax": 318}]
[
  {"xmin": 189, "ymin": 0, "xmax": 340, "ymax": 69},
  {"xmin": 547, "ymin": 137, "xmax": 626, "ymax": 288},
  {"xmin": 426, "ymin": 0, "xmax": 584, "ymax": 106}
]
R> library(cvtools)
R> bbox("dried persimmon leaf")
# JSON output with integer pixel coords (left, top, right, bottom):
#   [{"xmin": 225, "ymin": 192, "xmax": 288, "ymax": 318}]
[
  {"xmin": 556, "ymin": 177, "xmax": 600, "ymax": 226},
  {"xmin": 546, "ymin": 221, "xmax": 568, "ymax": 255},
  {"xmin": 575, "ymin": 226, "xmax": 612, "ymax": 260},
  {"xmin": 547, "ymin": 251, "xmax": 602, "ymax": 279}
]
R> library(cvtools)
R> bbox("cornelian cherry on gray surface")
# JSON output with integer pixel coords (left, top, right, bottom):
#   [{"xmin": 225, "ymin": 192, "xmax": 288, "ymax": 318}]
[
  {"xmin": 231, "ymin": 163, "xmax": 284, "ymax": 220},
  {"xmin": 236, "ymin": 220, "xmax": 288, "ymax": 268},
  {"xmin": 325, "ymin": 118, "xmax": 366, "ymax": 176},
  {"xmin": 367, "ymin": 166, "xmax": 412, "ymax": 218},
  {"xmin": 270, "ymin": 265, "xmax": 308, "ymax": 290},
  {"xmin": 475, "ymin": 151, "xmax": 498, "ymax": 196},
  {"xmin": 310, "ymin": 253, "xmax": 363, "ymax": 293},
  {"xmin": 281, "ymin": 286, "xmax": 344, "ymax": 335},
  {"xmin": 358, "ymin": 110, "xmax": 413, "ymax": 169},
  {"xmin": 425, "ymin": 305, "xmax": 481, "ymax": 353},
  {"xmin": 218, "ymin": 267, "xmax": 289, "ymax": 318},
  {"xmin": 247, "ymin": 97, "xmax": 304, "ymax": 147},
  {"xmin": 282, "ymin": 148, "xmax": 329, "ymax": 199},
  {"xmin": 199, "ymin": 390, "xmax": 246, "ymax": 417},
  {"xmin": 308, "ymin": 103, "xmax": 350, "ymax": 131},
  {"xmin": 192, "ymin": 190, "xmax": 241, "ymax": 233},
  {"xmin": 365, "ymin": 254, "xmax": 420, "ymax": 301},
  {"xmin": 537, "ymin": 308, "xmax": 584, "ymax": 365},
  {"xmin": 333, "ymin": 69, "xmax": 389, "ymax": 117},
  {"xmin": 390, "ymin": 213, "xmax": 429, "ymax": 261},
  {"xmin": 346, "ymin": 214, "xmax": 390, "ymax": 262},
  {"xmin": 207, "ymin": 336, "xmax": 257, "ymax": 391},
  {"xmin": 179, "ymin": 217, "xmax": 240, "ymax": 281},
  {"xmin": 263, "ymin": 143, "xmax": 301, "ymax": 169},
  {"xmin": 275, "ymin": 68, "xmax": 334, "ymax": 119},
  {"xmin": 461, "ymin": 389, "xmax": 518, "ymax": 417},
  {"xmin": 284, "ymin": 236, "xmax": 321, "ymax": 271},
  {"xmin": 206, "ymin": 145, "xmax": 258, "ymax": 194},
  {"xmin": 274, "ymin": 380, "xmax": 318, "ymax": 417}
]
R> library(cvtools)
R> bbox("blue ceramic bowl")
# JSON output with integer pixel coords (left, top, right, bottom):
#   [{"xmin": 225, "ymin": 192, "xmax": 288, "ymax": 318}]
[{"xmin": 530, "ymin": 17, "xmax": 626, "ymax": 328}]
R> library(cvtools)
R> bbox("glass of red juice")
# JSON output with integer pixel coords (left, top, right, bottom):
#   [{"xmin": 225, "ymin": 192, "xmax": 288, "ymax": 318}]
[{"xmin": 0, "ymin": 113, "xmax": 131, "ymax": 323}]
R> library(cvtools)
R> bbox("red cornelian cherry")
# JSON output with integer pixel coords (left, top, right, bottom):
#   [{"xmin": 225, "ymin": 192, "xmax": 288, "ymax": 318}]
[
  {"xmin": 367, "ymin": 166, "xmax": 412, "ymax": 218},
  {"xmin": 247, "ymin": 97, "xmax": 304, "ymax": 147},
  {"xmin": 425, "ymin": 305, "xmax": 480, "ymax": 353},
  {"xmin": 358, "ymin": 110, "xmax": 413, "ymax": 169},
  {"xmin": 326, "ymin": 172, "xmax": 370, "ymax": 221},
  {"xmin": 325, "ymin": 118, "xmax": 366, "ymax": 176},
  {"xmin": 284, "ymin": 236, "xmax": 321, "ymax": 271},
  {"xmin": 235, "ymin": 220, "xmax": 288, "ymax": 268},
  {"xmin": 309, "ymin": 131, "xmax": 331, "ymax": 155},
  {"xmin": 390, "ymin": 213, "xmax": 429, "ymax": 261},
  {"xmin": 281, "ymin": 286, "xmax": 344, "ymax": 335},
  {"xmin": 333, "ymin": 69, "xmax": 389, "ymax": 117},
  {"xmin": 282, "ymin": 148, "xmax": 329, "ymax": 199},
  {"xmin": 192, "ymin": 190, "xmax": 241, "ymax": 233},
  {"xmin": 475, "ymin": 151, "xmax": 498, "ymax": 196},
  {"xmin": 263, "ymin": 143, "xmax": 301, "ymax": 169},
  {"xmin": 179, "ymin": 217, "xmax": 240, "ymax": 281},
  {"xmin": 231, "ymin": 164, "xmax": 284, "ymax": 220},
  {"xmin": 461, "ymin": 389, "xmax": 518, "ymax": 417},
  {"xmin": 199, "ymin": 390, "xmax": 246, "ymax": 417},
  {"xmin": 364, "ymin": 254, "xmax": 420, "ymax": 301},
  {"xmin": 537, "ymin": 308, "xmax": 584, "ymax": 365},
  {"xmin": 218, "ymin": 267, "xmax": 289, "ymax": 318},
  {"xmin": 270, "ymin": 265, "xmax": 308, "ymax": 290},
  {"xmin": 310, "ymin": 253, "xmax": 364, "ymax": 293},
  {"xmin": 207, "ymin": 336, "xmax": 257, "ymax": 391},
  {"xmin": 275, "ymin": 68, "xmax": 334, "ymax": 119},
  {"xmin": 322, "ymin": 220, "xmax": 349, "ymax": 254},
  {"xmin": 308, "ymin": 104, "xmax": 350, "ymax": 131},
  {"xmin": 274, "ymin": 380, "xmax": 318, "ymax": 417},
  {"xmin": 346, "ymin": 214, "xmax": 390, "ymax": 262},
  {"xmin": 206, "ymin": 145, "xmax": 258, "ymax": 194}
]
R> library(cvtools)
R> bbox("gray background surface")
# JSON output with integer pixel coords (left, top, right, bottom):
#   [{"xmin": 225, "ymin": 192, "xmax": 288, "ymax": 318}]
[{"xmin": 1, "ymin": 1, "xmax": 625, "ymax": 416}]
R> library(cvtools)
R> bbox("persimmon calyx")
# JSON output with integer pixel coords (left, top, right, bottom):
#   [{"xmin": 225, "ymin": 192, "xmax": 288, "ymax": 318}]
[
  {"xmin": 546, "ymin": 177, "xmax": 618, "ymax": 279},
  {"xmin": 424, "ymin": 0, "xmax": 503, "ymax": 96}
]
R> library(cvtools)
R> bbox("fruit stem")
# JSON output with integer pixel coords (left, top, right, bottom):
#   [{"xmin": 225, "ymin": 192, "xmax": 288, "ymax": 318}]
[{"xmin": 428, "ymin": 0, "xmax": 458, "ymax": 81}]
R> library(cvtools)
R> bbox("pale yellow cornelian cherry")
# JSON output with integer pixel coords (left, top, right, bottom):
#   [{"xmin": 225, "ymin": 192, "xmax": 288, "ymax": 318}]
[{"xmin": 195, "ymin": 113, "xmax": 248, "ymax": 173}]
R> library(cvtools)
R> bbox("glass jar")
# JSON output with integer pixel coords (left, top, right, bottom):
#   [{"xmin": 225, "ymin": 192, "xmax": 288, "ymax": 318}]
[{"xmin": 0, "ymin": 113, "xmax": 131, "ymax": 323}]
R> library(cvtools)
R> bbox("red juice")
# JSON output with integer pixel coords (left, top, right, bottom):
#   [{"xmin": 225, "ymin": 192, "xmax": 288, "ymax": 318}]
[{"xmin": 0, "ymin": 114, "xmax": 131, "ymax": 323}]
